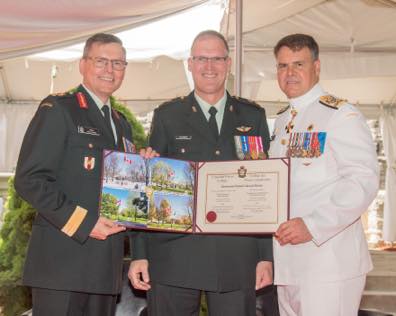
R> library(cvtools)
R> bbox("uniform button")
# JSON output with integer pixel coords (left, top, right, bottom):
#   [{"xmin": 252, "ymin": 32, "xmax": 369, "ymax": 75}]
[
  {"xmin": 215, "ymin": 150, "xmax": 221, "ymax": 155},
  {"xmin": 281, "ymin": 139, "xmax": 287, "ymax": 145},
  {"xmin": 88, "ymin": 143, "xmax": 94, "ymax": 149},
  {"xmin": 180, "ymin": 148, "xmax": 185, "ymax": 153}
]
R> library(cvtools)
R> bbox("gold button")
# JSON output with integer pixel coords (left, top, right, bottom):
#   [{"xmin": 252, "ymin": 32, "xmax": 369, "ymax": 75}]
[
  {"xmin": 180, "ymin": 148, "xmax": 185, "ymax": 153},
  {"xmin": 215, "ymin": 150, "xmax": 220, "ymax": 155},
  {"xmin": 281, "ymin": 139, "xmax": 287, "ymax": 145},
  {"xmin": 88, "ymin": 143, "xmax": 94, "ymax": 149}
]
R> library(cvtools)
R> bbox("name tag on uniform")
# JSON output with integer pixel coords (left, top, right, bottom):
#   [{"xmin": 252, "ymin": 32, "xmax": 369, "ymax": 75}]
[
  {"xmin": 78, "ymin": 126, "xmax": 100, "ymax": 136},
  {"xmin": 175, "ymin": 136, "xmax": 192, "ymax": 140}
]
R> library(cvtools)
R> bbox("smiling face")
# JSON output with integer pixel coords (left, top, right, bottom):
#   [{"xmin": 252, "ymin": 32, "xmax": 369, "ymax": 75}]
[
  {"xmin": 188, "ymin": 35, "xmax": 231, "ymax": 104},
  {"xmin": 79, "ymin": 42, "xmax": 126, "ymax": 103},
  {"xmin": 276, "ymin": 46, "xmax": 320, "ymax": 99}
]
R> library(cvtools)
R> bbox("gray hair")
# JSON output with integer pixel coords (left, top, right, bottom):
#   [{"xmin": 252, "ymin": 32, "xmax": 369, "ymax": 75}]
[
  {"xmin": 190, "ymin": 30, "xmax": 229, "ymax": 55},
  {"xmin": 83, "ymin": 33, "xmax": 126, "ymax": 58}
]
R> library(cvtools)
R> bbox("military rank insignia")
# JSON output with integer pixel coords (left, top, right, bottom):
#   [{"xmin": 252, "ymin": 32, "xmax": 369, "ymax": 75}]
[
  {"xmin": 234, "ymin": 135, "xmax": 266, "ymax": 160},
  {"xmin": 319, "ymin": 95, "xmax": 346, "ymax": 109},
  {"xmin": 76, "ymin": 92, "xmax": 88, "ymax": 109},
  {"xmin": 286, "ymin": 132, "xmax": 327, "ymax": 158},
  {"xmin": 84, "ymin": 156, "xmax": 95, "ymax": 170}
]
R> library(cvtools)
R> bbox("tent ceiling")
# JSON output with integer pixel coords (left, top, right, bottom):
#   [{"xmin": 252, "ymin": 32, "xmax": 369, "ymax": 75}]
[
  {"xmin": 0, "ymin": 0, "xmax": 208, "ymax": 60},
  {"xmin": 224, "ymin": 0, "xmax": 396, "ymax": 107}
]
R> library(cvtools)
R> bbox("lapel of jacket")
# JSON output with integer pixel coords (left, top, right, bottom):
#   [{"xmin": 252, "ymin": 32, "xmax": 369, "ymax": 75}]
[
  {"xmin": 77, "ymin": 85, "xmax": 116, "ymax": 147},
  {"xmin": 111, "ymin": 108, "xmax": 126, "ymax": 151},
  {"xmin": 185, "ymin": 92, "xmax": 218, "ymax": 145},
  {"xmin": 219, "ymin": 93, "xmax": 238, "ymax": 142}
]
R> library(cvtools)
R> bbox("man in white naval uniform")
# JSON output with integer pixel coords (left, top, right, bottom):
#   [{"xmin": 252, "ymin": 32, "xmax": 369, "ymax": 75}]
[{"xmin": 269, "ymin": 33, "xmax": 379, "ymax": 316}]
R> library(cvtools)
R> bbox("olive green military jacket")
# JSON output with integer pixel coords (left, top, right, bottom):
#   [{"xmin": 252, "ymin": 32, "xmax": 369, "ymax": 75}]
[
  {"xmin": 131, "ymin": 91, "xmax": 273, "ymax": 292},
  {"xmin": 15, "ymin": 85, "xmax": 133, "ymax": 294}
]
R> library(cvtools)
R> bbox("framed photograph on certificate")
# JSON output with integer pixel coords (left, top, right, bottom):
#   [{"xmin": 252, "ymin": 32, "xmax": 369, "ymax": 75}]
[{"xmin": 99, "ymin": 150, "xmax": 289, "ymax": 234}]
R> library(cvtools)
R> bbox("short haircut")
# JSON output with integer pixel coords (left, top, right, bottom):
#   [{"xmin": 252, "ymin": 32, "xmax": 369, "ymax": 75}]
[
  {"xmin": 274, "ymin": 33, "xmax": 319, "ymax": 61},
  {"xmin": 190, "ymin": 30, "xmax": 229, "ymax": 55},
  {"xmin": 82, "ymin": 33, "xmax": 126, "ymax": 58}
]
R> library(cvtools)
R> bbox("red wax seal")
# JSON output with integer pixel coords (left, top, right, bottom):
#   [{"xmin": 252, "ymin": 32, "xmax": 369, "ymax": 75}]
[{"xmin": 206, "ymin": 211, "xmax": 217, "ymax": 223}]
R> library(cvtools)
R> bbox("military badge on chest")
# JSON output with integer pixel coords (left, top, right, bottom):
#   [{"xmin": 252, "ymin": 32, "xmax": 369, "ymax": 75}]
[
  {"xmin": 84, "ymin": 156, "xmax": 95, "ymax": 170},
  {"xmin": 286, "ymin": 131, "xmax": 327, "ymax": 158},
  {"xmin": 234, "ymin": 135, "xmax": 266, "ymax": 160}
]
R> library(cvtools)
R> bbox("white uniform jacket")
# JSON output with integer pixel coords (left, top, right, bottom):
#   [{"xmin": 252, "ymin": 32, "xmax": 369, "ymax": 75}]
[{"xmin": 269, "ymin": 84, "xmax": 379, "ymax": 285}]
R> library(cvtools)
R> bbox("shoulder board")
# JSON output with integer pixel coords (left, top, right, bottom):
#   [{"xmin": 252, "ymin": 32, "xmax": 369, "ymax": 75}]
[
  {"xmin": 39, "ymin": 92, "xmax": 73, "ymax": 108},
  {"xmin": 39, "ymin": 100, "xmax": 54, "ymax": 108},
  {"xmin": 49, "ymin": 90, "xmax": 74, "ymax": 98},
  {"xmin": 233, "ymin": 96, "xmax": 261, "ymax": 108},
  {"xmin": 277, "ymin": 105, "xmax": 290, "ymax": 115},
  {"xmin": 319, "ymin": 95, "xmax": 347, "ymax": 110},
  {"xmin": 157, "ymin": 96, "xmax": 185, "ymax": 109}
]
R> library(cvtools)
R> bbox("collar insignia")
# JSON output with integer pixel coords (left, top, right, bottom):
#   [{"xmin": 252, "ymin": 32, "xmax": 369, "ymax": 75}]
[{"xmin": 76, "ymin": 92, "xmax": 88, "ymax": 109}]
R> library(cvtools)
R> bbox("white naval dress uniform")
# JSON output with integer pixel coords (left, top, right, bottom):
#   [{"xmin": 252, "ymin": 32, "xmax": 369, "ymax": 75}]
[{"xmin": 269, "ymin": 84, "xmax": 379, "ymax": 316}]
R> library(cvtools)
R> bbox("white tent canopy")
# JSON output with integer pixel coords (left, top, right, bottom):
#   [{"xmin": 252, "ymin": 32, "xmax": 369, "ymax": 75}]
[
  {"xmin": 0, "ymin": 0, "xmax": 209, "ymax": 60},
  {"xmin": 224, "ymin": 0, "xmax": 396, "ymax": 115}
]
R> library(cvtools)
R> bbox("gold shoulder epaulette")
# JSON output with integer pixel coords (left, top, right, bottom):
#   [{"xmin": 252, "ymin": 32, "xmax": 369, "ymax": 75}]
[
  {"xmin": 277, "ymin": 105, "xmax": 290, "ymax": 115},
  {"xmin": 319, "ymin": 95, "xmax": 347, "ymax": 110},
  {"xmin": 233, "ymin": 95, "xmax": 261, "ymax": 108}
]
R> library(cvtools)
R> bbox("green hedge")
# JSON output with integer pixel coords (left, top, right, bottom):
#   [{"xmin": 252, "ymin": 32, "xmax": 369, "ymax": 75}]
[
  {"xmin": 0, "ymin": 96, "xmax": 147, "ymax": 316},
  {"xmin": 0, "ymin": 177, "xmax": 35, "ymax": 316}
]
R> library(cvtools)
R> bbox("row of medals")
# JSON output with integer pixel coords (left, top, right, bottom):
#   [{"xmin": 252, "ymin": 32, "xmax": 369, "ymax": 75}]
[{"xmin": 234, "ymin": 135, "xmax": 266, "ymax": 160}]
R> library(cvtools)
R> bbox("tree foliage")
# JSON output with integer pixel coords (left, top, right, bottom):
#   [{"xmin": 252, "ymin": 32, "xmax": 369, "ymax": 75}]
[
  {"xmin": 110, "ymin": 96, "xmax": 147, "ymax": 150},
  {"xmin": 101, "ymin": 193, "xmax": 119, "ymax": 216},
  {"xmin": 0, "ymin": 177, "xmax": 35, "ymax": 316}
]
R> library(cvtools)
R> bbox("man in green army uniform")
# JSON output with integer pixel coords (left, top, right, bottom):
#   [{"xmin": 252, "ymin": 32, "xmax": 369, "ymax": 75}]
[
  {"xmin": 129, "ymin": 30, "xmax": 278, "ymax": 316},
  {"xmin": 15, "ymin": 33, "xmax": 134, "ymax": 316}
]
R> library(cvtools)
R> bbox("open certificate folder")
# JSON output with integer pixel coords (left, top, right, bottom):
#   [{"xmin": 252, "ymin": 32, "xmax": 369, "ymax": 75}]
[{"xmin": 100, "ymin": 150, "xmax": 290, "ymax": 234}]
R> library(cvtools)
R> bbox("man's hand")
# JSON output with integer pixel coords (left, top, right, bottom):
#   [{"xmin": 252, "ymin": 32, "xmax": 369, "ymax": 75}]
[
  {"xmin": 89, "ymin": 216, "xmax": 126, "ymax": 240},
  {"xmin": 255, "ymin": 261, "xmax": 273, "ymax": 290},
  {"xmin": 128, "ymin": 259, "xmax": 151, "ymax": 291},
  {"xmin": 275, "ymin": 217, "xmax": 313, "ymax": 246},
  {"xmin": 139, "ymin": 147, "xmax": 159, "ymax": 159}
]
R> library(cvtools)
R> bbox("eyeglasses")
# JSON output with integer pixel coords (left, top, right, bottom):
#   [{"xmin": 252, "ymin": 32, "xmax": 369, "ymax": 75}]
[
  {"xmin": 86, "ymin": 56, "xmax": 128, "ymax": 71},
  {"xmin": 191, "ymin": 56, "xmax": 228, "ymax": 64}
]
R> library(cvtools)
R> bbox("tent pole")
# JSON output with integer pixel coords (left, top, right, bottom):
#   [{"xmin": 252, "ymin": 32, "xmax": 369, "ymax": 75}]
[
  {"xmin": 234, "ymin": 0, "xmax": 242, "ymax": 97},
  {"xmin": 0, "ymin": 64, "xmax": 11, "ymax": 102}
]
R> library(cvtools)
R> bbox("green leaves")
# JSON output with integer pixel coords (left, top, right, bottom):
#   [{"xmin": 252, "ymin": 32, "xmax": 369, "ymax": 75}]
[{"xmin": 0, "ymin": 177, "xmax": 35, "ymax": 316}]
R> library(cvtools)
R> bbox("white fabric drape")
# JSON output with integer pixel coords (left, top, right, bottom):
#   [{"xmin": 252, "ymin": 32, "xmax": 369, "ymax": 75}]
[
  {"xmin": 0, "ymin": 103, "xmax": 38, "ymax": 172},
  {"xmin": 0, "ymin": 0, "xmax": 207, "ymax": 60},
  {"xmin": 380, "ymin": 108, "xmax": 396, "ymax": 242}
]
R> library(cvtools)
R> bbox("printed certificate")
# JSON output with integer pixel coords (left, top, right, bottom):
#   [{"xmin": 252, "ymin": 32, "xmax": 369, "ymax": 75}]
[{"xmin": 195, "ymin": 159, "xmax": 289, "ymax": 233}]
